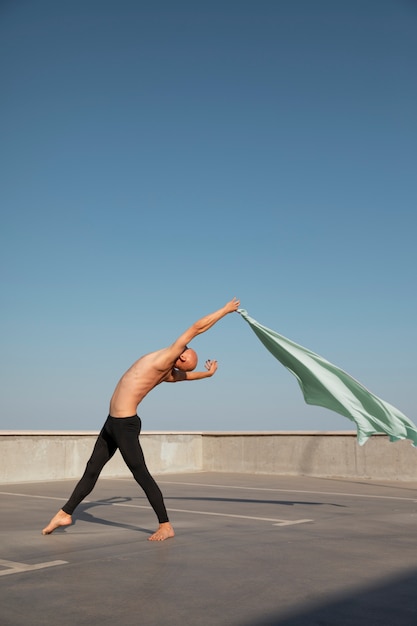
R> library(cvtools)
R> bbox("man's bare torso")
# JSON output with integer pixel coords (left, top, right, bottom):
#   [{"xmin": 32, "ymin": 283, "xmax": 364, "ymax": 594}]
[{"xmin": 109, "ymin": 349, "xmax": 173, "ymax": 417}]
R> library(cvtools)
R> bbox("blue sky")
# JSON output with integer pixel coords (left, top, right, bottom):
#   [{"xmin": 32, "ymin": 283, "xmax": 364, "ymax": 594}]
[{"xmin": 1, "ymin": 0, "xmax": 416, "ymax": 433}]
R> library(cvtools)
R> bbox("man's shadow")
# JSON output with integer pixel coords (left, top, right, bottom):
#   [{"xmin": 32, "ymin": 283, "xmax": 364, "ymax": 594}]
[
  {"xmin": 58, "ymin": 493, "xmax": 345, "ymax": 535},
  {"xmin": 68, "ymin": 496, "xmax": 155, "ymax": 536}
]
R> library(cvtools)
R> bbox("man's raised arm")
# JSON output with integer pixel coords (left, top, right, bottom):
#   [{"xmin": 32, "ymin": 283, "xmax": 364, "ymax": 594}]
[
  {"xmin": 154, "ymin": 297, "xmax": 240, "ymax": 373},
  {"xmin": 173, "ymin": 297, "xmax": 240, "ymax": 350}
]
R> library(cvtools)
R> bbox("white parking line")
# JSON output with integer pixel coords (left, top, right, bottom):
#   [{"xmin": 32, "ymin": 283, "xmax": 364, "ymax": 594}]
[
  {"xmin": 0, "ymin": 491, "xmax": 64, "ymax": 501},
  {"xmin": 3, "ymin": 482, "xmax": 414, "ymax": 503},
  {"xmin": 113, "ymin": 502, "xmax": 313, "ymax": 526},
  {"xmin": 0, "ymin": 491, "xmax": 313, "ymax": 527},
  {"xmin": 156, "ymin": 480, "xmax": 417, "ymax": 502},
  {"xmin": 0, "ymin": 558, "xmax": 68, "ymax": 577}
]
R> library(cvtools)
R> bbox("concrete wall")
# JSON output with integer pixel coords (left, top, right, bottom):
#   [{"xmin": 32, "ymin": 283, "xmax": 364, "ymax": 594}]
[
  {"xmin": 202, "ymin": 432, "xmax": 417, "ymax": 480},
  {"xmin": 1, "ymin": 431, "xmax": 416, "ymax": 483},
  {"xmin": 0, "ymin": 432, "xmax": 202, "ymax": 483}
]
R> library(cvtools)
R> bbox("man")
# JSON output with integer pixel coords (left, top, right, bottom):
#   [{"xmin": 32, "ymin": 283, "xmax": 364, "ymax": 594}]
[{"xmin": 42, "ymin": 297, "xmax": 240, "ymax": 541}]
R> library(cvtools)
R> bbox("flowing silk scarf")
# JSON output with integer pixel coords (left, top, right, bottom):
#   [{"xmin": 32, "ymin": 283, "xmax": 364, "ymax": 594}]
[{"xmin": 238, "ymin": 309, "xmax": 417, "ymax": 446}]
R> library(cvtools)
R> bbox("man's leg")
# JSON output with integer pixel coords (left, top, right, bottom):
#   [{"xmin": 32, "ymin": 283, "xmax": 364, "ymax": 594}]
[
  {"xmin": 42, "ymin": 419, "xmax": 117, "ymax": 534},
  {"xmin": 110, "ymin": 416, "xmax": 174, "ymax": 541}
]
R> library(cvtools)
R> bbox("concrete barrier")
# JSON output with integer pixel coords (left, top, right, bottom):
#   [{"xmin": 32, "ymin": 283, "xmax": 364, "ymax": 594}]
[
  {"xmin": 0, "ymin": 432, "xmax": 202, "ymax": 483},
  {"xmin": 202, "ymin": 432, "xmax": 417, "ymax": 480},
  {"xmin": 1, "ymin": 431, "xmax": 416, "ymax": 483}
]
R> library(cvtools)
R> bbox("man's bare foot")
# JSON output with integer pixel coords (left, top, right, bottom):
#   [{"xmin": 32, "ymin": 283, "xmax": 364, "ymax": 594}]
[
  {"xmin": 42, "ymin": 509, "xmax": 72, "ymax": 535},
  {"xmin": 148, "ymin": 522, "xmax": 175, "ymax": 542}
]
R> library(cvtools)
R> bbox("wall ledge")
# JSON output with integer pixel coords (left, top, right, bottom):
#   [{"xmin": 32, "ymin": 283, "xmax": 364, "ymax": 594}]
[{"xmin": 0, "ymin": 430, "xmax": 360, "ymax": 437}]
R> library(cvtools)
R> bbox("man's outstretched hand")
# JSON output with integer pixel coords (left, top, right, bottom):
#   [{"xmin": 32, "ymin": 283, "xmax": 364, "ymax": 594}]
[{"xmin": 225, "ymin": 297, "xmax": 240, "ymax": 313}]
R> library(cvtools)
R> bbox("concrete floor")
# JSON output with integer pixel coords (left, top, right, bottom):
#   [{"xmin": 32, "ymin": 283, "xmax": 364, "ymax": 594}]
[{"xmin": 1, "ymin": 472, "xmax": 417, "ymax": 626}]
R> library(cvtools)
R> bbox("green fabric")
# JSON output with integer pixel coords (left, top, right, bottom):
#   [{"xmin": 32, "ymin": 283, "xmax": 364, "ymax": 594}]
[{"xmin": 238, "ymin": 309, "xmax": 417, "ymax": 446}]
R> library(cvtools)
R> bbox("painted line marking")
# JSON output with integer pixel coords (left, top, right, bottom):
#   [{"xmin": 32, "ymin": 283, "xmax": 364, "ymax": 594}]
[
  {"xmin": 114, "ymin": 502, "xmax": 313, "ymax": 526},
  {"xmin": 0, "ymin": 491, "xmax": 65, "ymax": 501},
  {"xmin": 3, "ymin": 482, "xmax": 415, "ymax": 503},
  {"xmin": 0, "ymin": 492, "xmax": 312, "ymax": 527},
  {"xmin": 0, "ymin": 558, "xmax": 68, "ymax": 577},
  {"xmin": 155, "ymin": 481, "xmax": 417, "ymax": 503},
  {"xmin": 273, "ymin": 519, "xmax": 313, "ymax": 527}
]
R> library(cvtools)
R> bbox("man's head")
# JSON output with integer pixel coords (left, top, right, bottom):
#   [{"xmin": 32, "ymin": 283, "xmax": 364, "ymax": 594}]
[{"xmin": 175, "ymin": 347, "xmax": 198, "ymax": 372}]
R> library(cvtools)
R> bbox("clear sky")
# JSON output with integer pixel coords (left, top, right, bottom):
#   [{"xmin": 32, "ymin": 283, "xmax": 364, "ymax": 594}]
[{"xmin": 1, "ymin": 0, "xmax": 416, "ymax": 433}]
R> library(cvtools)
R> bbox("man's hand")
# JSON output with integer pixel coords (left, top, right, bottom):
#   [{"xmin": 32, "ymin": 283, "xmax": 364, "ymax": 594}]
[
  {"xmin": 204, "ymin": 359, "xmax": 218, "ymax": 376},
  {"xmin": 224, "ymin": 297, "xmax": 240, "ymax": 314}
]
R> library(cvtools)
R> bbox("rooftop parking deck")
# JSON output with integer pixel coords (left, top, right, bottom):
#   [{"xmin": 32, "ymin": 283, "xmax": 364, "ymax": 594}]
[{"xmin": 1, "ymin": 471, "xmax": 417, "ymax": 625}]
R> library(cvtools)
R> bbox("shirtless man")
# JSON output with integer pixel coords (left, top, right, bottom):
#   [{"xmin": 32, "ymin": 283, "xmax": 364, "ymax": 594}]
[{"xmin": 42, "ymin": 297, "xmax": 240, "ymax": 541}]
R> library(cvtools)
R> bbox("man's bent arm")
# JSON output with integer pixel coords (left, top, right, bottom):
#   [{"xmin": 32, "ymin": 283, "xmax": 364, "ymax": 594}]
[{"xmin": 166, "ymin": 360, "xmax": 218, "ymax": 382}]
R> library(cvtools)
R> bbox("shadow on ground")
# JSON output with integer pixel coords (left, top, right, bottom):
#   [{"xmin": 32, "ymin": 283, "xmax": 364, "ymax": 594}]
[{"xmin": 241, "ymin": 567, "xmax": 417, "ymax": 626}]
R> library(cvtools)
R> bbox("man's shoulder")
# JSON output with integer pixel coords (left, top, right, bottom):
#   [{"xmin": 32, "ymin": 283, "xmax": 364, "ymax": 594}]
[{"xmin": 132, "ymin": 347, "xmax": 173, "ymax": 373}]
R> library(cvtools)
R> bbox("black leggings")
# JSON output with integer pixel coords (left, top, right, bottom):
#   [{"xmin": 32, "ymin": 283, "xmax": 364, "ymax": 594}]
[{"xmin": 62, "ymin": 415, "xmax": 169, "ymax": 524}]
